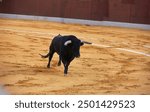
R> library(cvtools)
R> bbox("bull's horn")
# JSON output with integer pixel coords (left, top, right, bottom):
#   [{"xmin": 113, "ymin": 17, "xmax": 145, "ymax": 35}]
[
  {"xmin": 81, "ymin": 40, "xmax": 92, "ymax": 44},
  {"xmin": 64, "ymin": 40, "xmax": 72, "ymax": 46}
]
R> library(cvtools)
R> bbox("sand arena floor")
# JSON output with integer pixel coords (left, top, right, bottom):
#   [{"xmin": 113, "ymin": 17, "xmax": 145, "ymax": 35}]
[{"xmin": 0, "ymin": 18, "xmax": 150, "ymax": 95}]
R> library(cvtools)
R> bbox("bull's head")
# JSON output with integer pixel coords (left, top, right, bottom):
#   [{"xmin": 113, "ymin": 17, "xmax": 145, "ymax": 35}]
[{"xmin": 64, "ymin": 39, "xmax": 92, "ymax": 58}]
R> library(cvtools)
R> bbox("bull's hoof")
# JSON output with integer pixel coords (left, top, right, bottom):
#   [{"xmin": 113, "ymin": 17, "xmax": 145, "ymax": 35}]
[
  {"xmin": 64, "ymin": 71, "xmax": 68, "ymax": 75},
  {"xmin": 47, "ymin": 65, "xmax": 50, "ymax": 68},
  {"xmin": 64, "ymin": 74, "xmax": 67, "ymax": 76}
]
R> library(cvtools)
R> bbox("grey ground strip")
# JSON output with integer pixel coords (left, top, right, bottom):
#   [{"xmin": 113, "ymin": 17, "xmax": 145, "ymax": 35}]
[{"xmin": 0, "ymin": 13, "xmax": 150, "ymax": 30}]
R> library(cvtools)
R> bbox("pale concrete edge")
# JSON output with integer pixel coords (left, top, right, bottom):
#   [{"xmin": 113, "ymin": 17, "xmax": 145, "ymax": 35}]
[{"xmin": 0, "ymin": 13, "xmax": 150, "ymax": 30}]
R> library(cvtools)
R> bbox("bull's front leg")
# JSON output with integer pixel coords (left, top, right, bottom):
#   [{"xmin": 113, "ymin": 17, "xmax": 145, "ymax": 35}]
[
  {"xmin": 64, "ymin": 65, "xmax": 68, "ymax": 74},
  {"xmin": 63, "ymin": 61, "xmax": 70, "ymax": 75}
]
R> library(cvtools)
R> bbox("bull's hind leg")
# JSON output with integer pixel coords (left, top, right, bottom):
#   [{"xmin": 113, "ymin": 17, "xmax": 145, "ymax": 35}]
[{"xmin": 47, "ymin": 50, "xmax": 54, "ymax": 68}]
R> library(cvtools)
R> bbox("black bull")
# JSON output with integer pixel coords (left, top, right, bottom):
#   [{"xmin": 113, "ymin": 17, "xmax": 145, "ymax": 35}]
[{"xmin": 40, "ymin": 34, "xmax": 92, "ymax": 75}]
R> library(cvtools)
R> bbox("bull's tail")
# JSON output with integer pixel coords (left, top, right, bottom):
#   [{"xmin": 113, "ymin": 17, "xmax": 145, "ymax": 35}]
[{"xmin": 39, "ymin": 53, "xmax": 50, "ymax": 58}]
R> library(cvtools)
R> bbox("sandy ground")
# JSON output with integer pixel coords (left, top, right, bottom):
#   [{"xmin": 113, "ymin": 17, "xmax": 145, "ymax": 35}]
[{"xmin": 0, "ymin": 18, "xmax": 150, "ymax": 95}]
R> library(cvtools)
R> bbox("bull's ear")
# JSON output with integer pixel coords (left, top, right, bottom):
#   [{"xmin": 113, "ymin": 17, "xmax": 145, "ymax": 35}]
[
  {"xmin": 64, "ymin": 40, "xmax": 72, "ymax": 46},
  {"xmin": 80, "ymin": 40, "xmax": 84, "ymax": 46},
  {"xmin": 80, "ymin": 42, "xmax": 84, "ymax": 46},
  {"xmin": 58, "ymin": 34, "xmax": 62, "ymax": 36}
]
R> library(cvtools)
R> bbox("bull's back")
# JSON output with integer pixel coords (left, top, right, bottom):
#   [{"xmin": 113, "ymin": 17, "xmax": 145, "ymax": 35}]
[{"xmin": 51, "ymin": 36, "xmax": 63, "ymax": 54}]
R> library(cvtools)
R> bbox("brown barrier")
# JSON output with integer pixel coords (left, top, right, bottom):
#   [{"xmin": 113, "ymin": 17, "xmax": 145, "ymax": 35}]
[{"xmin": 0, "ymin": 0, "xmax": 149, "ymax": 24}]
